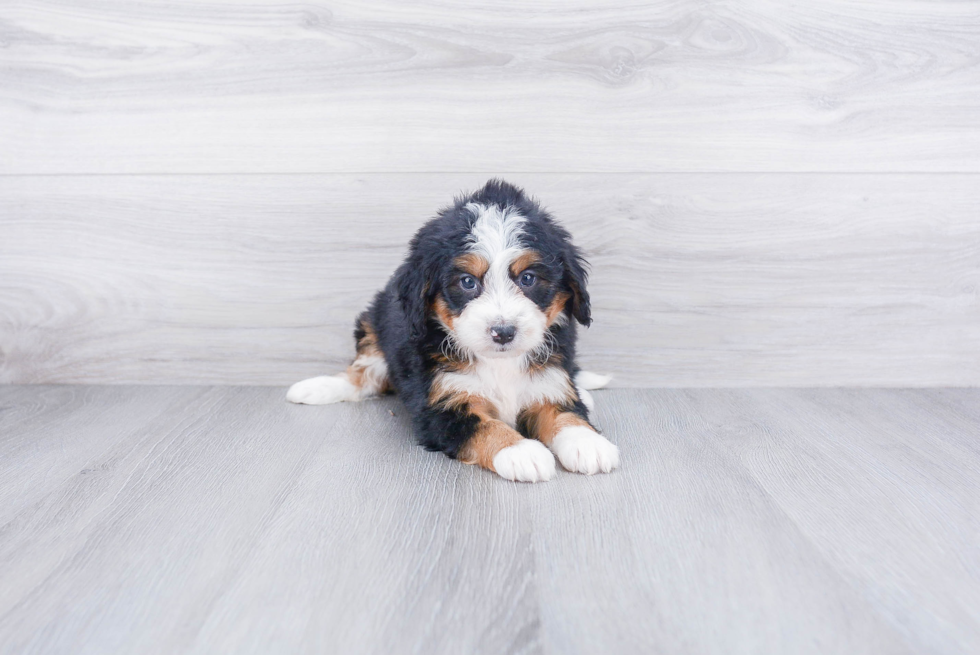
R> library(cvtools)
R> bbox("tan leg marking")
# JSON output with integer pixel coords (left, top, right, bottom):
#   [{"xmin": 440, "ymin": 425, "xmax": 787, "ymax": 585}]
[
  {"xmin": 429, "ymin": 384, "xmax": 493, "ymax": 414},
  {"xmin": 355, "ymin": 319, "xmax": 380, "ymax": 356},
  {"xmin": 457, "ymin": 418, "xmax": 525, "ymax": 472},
  {"xmin": 520, "ymin": 403, "xmax": 591, "ymax": 446},
  {"xmin": 429, "ymin": 388, "xmax": 523, "ymax": 473},
  {"xmin": 347, "ymin": 317, "xmax": 390, "ymax": 394}
]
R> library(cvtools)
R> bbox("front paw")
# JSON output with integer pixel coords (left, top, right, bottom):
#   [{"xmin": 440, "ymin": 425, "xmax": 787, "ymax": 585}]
[
  {"xmin": 492, "ymin": 439, "xmax": 556, "ymax": 483},
  {"xmin": 550, "ymin": 426, "xmax": 620, "ymax": 475}
]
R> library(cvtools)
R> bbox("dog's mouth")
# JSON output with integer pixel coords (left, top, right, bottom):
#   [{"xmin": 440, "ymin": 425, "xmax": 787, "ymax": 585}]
[{"xmin": 481, "ymin": 342, "xmax": 524, "ymax": 358}]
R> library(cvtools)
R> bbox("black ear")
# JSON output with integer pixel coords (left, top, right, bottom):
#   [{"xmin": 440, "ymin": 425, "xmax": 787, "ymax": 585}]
[
  {"xmin": 396, "ymin": 255, "xmax": 437, "ymax": 340},
  {"xmin": 562, "ymin": 244, "xmax": 592, "ymax": 327}
]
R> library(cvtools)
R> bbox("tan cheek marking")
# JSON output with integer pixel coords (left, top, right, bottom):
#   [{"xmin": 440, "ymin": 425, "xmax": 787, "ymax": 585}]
[
  {"xmin": 432, "ymin": 296, "xmax": 456, "ymax": 330},
  {"xmin": 521, "ymin": 404, "xmax": 591, "ymax": 446},
  {"xmin": 454, "ymin": 253, "xmax": 490, "ymax": 279},
  {"xmin": 545, "ymin": 292, "xmax": 570, "ymax": 326},
  {"xmin": 509, "ymin": 250, "xmax": 542, "ymax": 278},
  {"xmin": 457, "ymin": 419, "xmax": 524, "ymax": 471}
]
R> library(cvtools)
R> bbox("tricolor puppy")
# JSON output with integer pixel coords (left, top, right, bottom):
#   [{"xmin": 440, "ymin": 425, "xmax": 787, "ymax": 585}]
[{"xmin": 287, "ymin": 180, "xmax": 618, "ymax": 482}]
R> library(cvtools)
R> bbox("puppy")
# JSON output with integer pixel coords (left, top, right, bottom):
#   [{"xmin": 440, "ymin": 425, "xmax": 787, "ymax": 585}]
[{"xmin": 287, "ymin": 179, "xmax": 618, "ymax": 482}]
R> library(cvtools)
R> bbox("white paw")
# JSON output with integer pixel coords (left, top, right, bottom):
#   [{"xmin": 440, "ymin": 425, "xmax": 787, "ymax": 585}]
[
  {"xmin": 492, "ymin": 439, "xmax": 556, "ymax": 483},
  {"xmin": 286, "ymin": 375, "xmax": 357, "ymax": 405},
  {"xmin": 550, "ymin": 426, "xmax": 619, "ymax": 475}
]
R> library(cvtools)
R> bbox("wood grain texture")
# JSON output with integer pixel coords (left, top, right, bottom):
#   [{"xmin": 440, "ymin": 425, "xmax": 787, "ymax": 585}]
[
  {"xmin": 2, "ymin": 1, "xmax": 980, "ymax": 173},
  {"xmin": 682, "ymin": 388, "xmax": 980, "ymax": 653},
  {"xmin": 2, "ymin": 173, "xmax": 978, "ymax": 386},
  {"xmin": 2, "ymin": 386, "xmax": 979, "ymax": 653}
]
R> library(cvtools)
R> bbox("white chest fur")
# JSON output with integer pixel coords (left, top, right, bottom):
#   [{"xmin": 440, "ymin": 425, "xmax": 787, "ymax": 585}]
[{"xmin": 435, "ymin": 359, "xmax": 572, "ymax": 427}]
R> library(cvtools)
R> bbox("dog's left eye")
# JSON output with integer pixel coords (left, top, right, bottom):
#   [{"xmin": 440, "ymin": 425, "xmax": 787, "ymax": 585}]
[{"xmin": 519, "ymin": 271, "xmax": 536, "ymax": 287}]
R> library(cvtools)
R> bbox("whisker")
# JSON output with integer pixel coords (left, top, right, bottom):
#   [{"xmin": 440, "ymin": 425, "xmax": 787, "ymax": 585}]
[
  {"xmin": 525, "ymin": 329, "xmax": 559, "ymax": 369},
  {"xmin": 439, "ymin": 332, "xmax": 472, "ymax": 365}
]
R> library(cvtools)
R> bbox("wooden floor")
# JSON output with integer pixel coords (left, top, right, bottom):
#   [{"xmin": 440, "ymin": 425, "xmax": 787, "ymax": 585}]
[{"xmin": 1, "ymin": 386, "xmax": 978, "ymax": 654}]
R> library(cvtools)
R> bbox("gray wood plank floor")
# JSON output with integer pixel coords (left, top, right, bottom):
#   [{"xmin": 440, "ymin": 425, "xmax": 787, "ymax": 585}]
[{"xmin": 1, "ymin": 386, "xmax": 977, "ymax": 654}]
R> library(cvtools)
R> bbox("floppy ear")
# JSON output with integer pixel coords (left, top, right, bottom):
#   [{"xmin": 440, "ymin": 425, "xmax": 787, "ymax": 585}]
[
  {"xmin": 396, "ymin": 255, "xmax": 437, "ymax": 340},
  {"xmin": 562, "ymin": 244, "xmax": 592, "ymax": 327}
]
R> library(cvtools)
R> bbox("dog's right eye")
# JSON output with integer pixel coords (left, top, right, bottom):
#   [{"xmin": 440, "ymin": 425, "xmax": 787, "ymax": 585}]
[{"xmin": 459, "ymin": 275, "xmax": 477, "ymax": 291}]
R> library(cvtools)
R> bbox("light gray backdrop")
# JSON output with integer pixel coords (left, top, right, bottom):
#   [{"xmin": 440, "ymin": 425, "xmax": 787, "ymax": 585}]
[{"xmin": 2, "ymin": 1, "xmax": 978, "ymax": 386}]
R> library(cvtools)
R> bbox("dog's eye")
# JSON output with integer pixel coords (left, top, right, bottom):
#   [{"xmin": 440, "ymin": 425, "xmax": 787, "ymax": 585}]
[
  {"xmin": 519, "ymin": 271, "xmax": 536, "ymax": 287},
  {"xmin": 459, "ymin": 275, "xmax": 477, "ymax": 291}
]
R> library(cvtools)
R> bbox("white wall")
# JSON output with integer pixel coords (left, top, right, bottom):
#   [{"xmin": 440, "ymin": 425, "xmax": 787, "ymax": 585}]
[{"xmin": 2, "ymin": 1, "xmax": 978, "ymax": 385}]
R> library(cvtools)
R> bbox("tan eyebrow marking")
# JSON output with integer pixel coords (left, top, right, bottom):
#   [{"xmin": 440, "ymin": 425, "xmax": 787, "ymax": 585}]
[
  {"xmin": 453, "ymin": 253, "xmax": 490, "ymax": 279},
  {"xmin": 509, "ymin": 250, "xmax": 542, "ymax": 277}
]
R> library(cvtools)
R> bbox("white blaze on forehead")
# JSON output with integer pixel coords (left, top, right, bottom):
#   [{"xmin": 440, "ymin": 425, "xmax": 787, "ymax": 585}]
[{"xmin": 465, "ymin": 203, "xmax": 526, "ymax": 265}]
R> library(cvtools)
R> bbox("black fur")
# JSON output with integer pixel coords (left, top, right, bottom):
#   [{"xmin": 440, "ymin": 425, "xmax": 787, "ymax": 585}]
[{"xmin": 365, "ymin": 179, "xmax": 593, "ymax": 457}]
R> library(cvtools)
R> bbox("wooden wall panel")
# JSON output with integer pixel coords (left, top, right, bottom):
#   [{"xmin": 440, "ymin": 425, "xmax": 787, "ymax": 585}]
[
  {"xmin": 2, "ymin": 174, "xmax": 977, "ymax": 386},
  {"xmin": 2, "ymin": 1, "xmax": 979, "ymax": 174},
  {"xmin": 3, "ymin": 1, "xmax": 978, "ymax": 385}
]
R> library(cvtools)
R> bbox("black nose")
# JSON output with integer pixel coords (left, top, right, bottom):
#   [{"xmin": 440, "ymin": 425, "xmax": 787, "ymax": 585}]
[{"xmin": 490, "ymin": 324, "xmax": 516, "ymax": 345}]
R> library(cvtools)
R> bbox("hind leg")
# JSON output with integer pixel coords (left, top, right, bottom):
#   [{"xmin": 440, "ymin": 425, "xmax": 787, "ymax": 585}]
[{"xmin": 287, "ymin": 314, "xmax": 390, "ymax": 405}]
